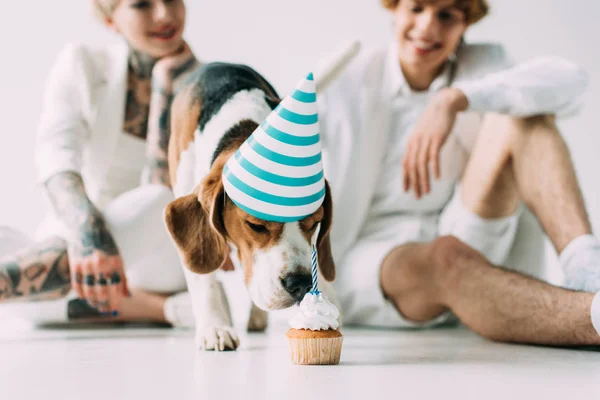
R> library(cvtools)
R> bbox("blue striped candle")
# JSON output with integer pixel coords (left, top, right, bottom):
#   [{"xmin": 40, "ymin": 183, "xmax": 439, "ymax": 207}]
[{"xmin": 311, "ymin": 245, "xmax": 320, "ymax": 294}]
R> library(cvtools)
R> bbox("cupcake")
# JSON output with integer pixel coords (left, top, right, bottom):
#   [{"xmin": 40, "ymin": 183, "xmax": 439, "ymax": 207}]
[{"xmin": 286, "ymin": 291, "xmax": 343, "ymax": 365}]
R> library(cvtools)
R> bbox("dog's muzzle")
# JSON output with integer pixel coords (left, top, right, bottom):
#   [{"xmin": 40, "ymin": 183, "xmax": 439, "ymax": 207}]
[{"xmin": 281, "ymin": 273, "xmax": 312, "ymax": 303}]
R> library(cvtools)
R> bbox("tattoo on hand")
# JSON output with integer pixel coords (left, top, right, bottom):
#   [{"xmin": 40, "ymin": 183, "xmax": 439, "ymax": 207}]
[
  {"xmin": 45, "ymin": 172, "xmax": 118, "ymax": 256},
  {"xmin": 172, "ymin": 58, "xmax": 199, "ymax": 82},
  {"xmin": 0, "ymin": 264, "xmax": 24, "ymax": 299},
  {"xmin": 79, "ymin": 215, "xmax": 119, "ymax": 256},
  {"xmin": 143, "ymin": 87, "xmax": 174, "ymax": 187},
  {"xmin": 23, "ymin": 264, "xmax": 48, "ymax": 281}
]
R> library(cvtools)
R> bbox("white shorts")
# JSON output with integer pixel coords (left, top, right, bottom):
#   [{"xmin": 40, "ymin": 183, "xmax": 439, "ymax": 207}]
[{"xmin": 333, "ymin": 191, "xmax": 522, "ymax": 328}]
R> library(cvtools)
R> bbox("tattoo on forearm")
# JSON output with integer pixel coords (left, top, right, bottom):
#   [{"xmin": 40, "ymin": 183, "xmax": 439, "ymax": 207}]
[
  {"xmin": 0, "ymin": 238, "xmax": 70, "ymax": 302},
  {"xmin": 45, "ymin": 172, "xmax": 118, "ymax": 256},
  {"xmin": 0, "ymin": 263, "xmax": 24, "ymax": 299},
  {"xmin": 172, "ymin": 58, "xmax": 199, "ymax": 83},
  {"xmin": 39, "ymin": 252, "xmax": 70, "ymax": 293},
  {"xmin": 23, "ymin": 264, "xmax": 47, "ymax": 281},
  {"xmin": 158, "ymin": 106, "xmax": 172, "ymax": 152},
  {"xmin": 78, "ymin": 216, "xmax": 119, "ymax": 256}
]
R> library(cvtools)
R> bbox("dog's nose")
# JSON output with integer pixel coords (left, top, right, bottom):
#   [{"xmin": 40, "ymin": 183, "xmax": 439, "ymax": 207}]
[{"xmin": 281, "ymin": 273, "xmax": 312, "ymax": 301}]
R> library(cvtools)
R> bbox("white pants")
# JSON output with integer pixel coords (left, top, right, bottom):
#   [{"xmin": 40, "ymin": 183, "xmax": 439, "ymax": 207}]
[{"xmin": 0, "ymin": 185, "xmax": 186, "ymax": 323}]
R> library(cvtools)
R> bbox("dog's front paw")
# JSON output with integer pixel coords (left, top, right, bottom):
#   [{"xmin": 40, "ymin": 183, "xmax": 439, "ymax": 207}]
[{"xmin": 196, "ymin": 325, "xmax": 240, "ymax": 351}]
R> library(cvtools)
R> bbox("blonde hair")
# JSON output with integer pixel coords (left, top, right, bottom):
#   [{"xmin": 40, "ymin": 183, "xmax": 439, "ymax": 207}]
[
  {"xmin": 381, "ymin": 0, "xmax": 489, "ymax": 25},
  {"xmin": 92, "ymin": 0, "xmax": 119, "ymax": 22}
]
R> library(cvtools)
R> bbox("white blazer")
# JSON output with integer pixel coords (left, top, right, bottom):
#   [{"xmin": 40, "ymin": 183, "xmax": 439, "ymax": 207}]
[
  {"xmin": 318, "ymin": 42, "xmax": 589, "ymax": 263},
  {"xmin": 34, "ymin": 40, "xmax": 131, "ymax": 239},
  {"xmin": 35, "ymin": 40, "xmax": 131, "ymax": 207}
]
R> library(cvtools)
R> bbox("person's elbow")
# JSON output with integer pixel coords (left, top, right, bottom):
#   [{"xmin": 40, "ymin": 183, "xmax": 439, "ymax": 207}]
[{"xmin": 542, "ymin": 55, "xmax": 589, "ymax": 94}]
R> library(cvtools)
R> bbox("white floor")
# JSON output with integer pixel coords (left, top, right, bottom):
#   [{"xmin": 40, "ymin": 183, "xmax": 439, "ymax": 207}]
[{"xmin": 1, "ymin": 319, "xmax": 598, "ymax": 400}]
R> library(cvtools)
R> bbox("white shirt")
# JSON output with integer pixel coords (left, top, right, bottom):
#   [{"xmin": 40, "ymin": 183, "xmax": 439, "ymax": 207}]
[
  {"xmin": 34, "ymin": 40, "xmax": 142, "ymax": 239},
  {"xmin": 318, "ymin": 41, "xmax": 589, "ymax": 262},
  {"xmin": 99, "ymin": 131, "xmax": 147, "ymax": 202},
  {"xmin": 35, "ymin": 40, "xmax": 132, "ymax": 210}
]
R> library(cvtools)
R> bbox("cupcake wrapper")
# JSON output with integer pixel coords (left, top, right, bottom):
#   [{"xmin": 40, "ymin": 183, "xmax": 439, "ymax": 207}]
[{"xmin": 287, "ymin": 337, "xmax": 343, "ymax": 365}]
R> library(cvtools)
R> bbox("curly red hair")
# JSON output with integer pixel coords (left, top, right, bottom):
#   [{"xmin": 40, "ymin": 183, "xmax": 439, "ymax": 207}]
[
  {"xmin": 380, "ymin": 0, "xmax": 489, "ymax": 25},
  {"xmin": 91, "ymin": 0, "xmax": 119, "ymax": 22}
]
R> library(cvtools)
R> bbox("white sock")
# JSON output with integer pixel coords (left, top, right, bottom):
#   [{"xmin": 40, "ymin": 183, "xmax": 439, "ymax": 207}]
[
  {"xmin": 163, "ymin": 291, "xmax": 195, "ymax": 329},
  {"xmin": 592, "ymin": 292, "xmax": 600, "ymax": 337},
  {"xmin": 559, "ymin": 234, "xmax": 600, "ymax": 292}
]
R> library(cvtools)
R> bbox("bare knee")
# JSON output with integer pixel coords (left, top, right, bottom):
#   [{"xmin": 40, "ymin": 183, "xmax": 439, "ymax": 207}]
[
  {"xmin": 480, "ymin": 113, "xmax": 557, "ymax": 150},
  {"xmin": 379, "ymin": 243, "xmax": 448, "ymax": 322},
  {"xmin": 431, "ymin": 236, "xmax": 486, "ymax": 284},
  {"xmin": 495, "ymin": 114, "xmax": 559, "ymax": 149}
]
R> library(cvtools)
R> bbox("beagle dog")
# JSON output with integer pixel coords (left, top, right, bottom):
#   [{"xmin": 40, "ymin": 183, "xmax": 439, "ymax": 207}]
[{"xmin": 164, "ymin": 63, "xmax": 337, "ymax": 351}]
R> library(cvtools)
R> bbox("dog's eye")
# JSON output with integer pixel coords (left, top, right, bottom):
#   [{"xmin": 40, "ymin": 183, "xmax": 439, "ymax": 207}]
[
  {"xmin": 246, "ymin": 221, "xmax": 268, "ymax": 234},
  {"xmin": 309, "ymin": 221, "xmax": 320, "ymax": 231}
]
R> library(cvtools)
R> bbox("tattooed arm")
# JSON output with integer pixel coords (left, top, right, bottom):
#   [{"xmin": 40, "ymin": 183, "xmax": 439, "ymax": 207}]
[
  {"xmin": 45, "ymin": 172, "xmax": 129, "ymax": 313},
  {"xmin": 0, "ymin": 172, "xmax": 125, "ymax": 305},
  {"xmin": 141, "ymin": 41, "xmax": 199, "ymax": 187},
  {"xmin": 0, "ymin": 237, "xmax": 70, "ymax": 303},
  {"xmin": 142, "ymin": 87, "xmax": 173, "ymax": 186}
]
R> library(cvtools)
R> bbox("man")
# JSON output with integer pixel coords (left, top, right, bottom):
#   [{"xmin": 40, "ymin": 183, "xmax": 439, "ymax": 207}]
[{"xmin": 319, "ymin": 0, "xmax": 600, "ymax": 345}]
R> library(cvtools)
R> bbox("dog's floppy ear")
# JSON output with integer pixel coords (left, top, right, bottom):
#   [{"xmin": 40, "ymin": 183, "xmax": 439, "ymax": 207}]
[
  {"xmin": 317, "ymin": 180, "xmax": 335, "ymax": 282},
  {"xmin": 164, "ymin": 177, "xmax": 228, "ymax": 275}
]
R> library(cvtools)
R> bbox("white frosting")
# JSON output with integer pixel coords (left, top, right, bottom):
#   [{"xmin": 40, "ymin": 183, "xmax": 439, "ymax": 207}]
[{"xmin": 288, "ymin": 292, "xmax": 340, "ymax": 330}]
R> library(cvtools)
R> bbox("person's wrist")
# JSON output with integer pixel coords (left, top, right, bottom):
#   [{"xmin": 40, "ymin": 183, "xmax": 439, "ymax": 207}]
[
  {"xmin": 78, "ymin": 218, "xmax": 118, "ymax": 256},
  {"xmin": 151, "ymin": 74, "xmax": 173, "ymax": 96},
  {"xmin": 439, "ymin": 87, "xmax": 469, "ymax": 113}
]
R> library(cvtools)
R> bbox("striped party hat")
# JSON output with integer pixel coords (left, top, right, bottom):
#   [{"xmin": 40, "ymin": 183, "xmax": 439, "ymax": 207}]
[{"xmin": 222, "ymin": 72, "xmax": 325, "ymax": 222}]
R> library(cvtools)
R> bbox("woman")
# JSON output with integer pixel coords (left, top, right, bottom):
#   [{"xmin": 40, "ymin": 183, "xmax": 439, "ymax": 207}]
[
  {"xmin": 0, "ymin": 0, "xmax": 203, "ymax": 326},
  {"xmin": 319, "ymin": 0, "xmax": 600, "ymax": 343}
]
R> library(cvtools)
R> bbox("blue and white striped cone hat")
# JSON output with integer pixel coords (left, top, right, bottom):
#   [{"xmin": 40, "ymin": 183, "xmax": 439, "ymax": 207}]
[{"xmin": 222, "ymin": 72, "xmax": 325, "ymax": 223}]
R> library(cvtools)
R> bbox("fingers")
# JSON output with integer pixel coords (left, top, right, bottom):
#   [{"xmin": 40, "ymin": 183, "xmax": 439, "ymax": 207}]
[
  {"xmin": 108, "ymin": 260, "xmax": 127, "ymax": 315},
  {"xmin": 402, "ymin": 143, "xmax": 411, "ymax": 193},
  {"xmin": 118, "ymin": 262, "xmax": 131, "ymax": 297},
  {"xmin": 108, "ymin": 273, "xmax": 121, "ymax": 317},
  {"xmin": 71, "ymin": 268, "xmax": 85, "ymax": 300},
  {"xmin": 417, "ymin": 139, "xmax": 431, "ymax": 196},
  {"xmin": 405, "ymin": 138, "xmax": 421, "ymax": 198},
  {"xmin": 77, "ymin": 252, "xmax": 128, "ymax": 316},
  {"xmin": 95, "ymin": 272, "xmax": 110, "ymax": 314},
  {"xmin": 90, "ymin": 253, "xmax": 112, "ymax": 314},
  {"xmin": 404, "ymin": 135, "xmax": 442, "ymax": 198},
  {"xmin": 81, "ymin": 262, "xmax": 97, "ymax": 309},
  {"xmin": 430, "ymin": 139, "xmax": 442, "ymax": 180},
  {"xmin": 68, "ymin": 246, "xmax": 85, "ymax": 299}
]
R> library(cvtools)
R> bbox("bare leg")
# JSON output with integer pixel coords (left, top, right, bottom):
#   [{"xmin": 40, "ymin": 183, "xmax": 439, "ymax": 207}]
[
  {"xmin": 379, "ymin": 113, "xmax": 600, "ymax": 344},
  {"xmin": 461, "ymin": 113, "xmax": 591, "ymax": 253},
  {"xmin": 380, "ymin": 237, "xmax": 599, "ymax": 345}
]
